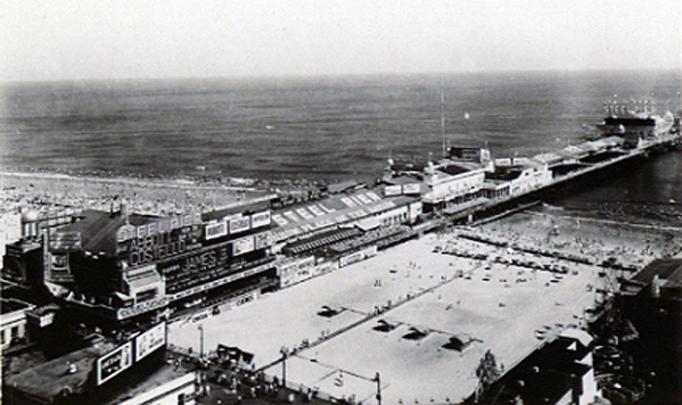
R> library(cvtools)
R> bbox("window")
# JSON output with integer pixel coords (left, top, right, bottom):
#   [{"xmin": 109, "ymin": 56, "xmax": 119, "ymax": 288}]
[
  {"xmin": 11, "ymin": 326, "xmax": 19, "ymax": 339},
  {"xmin": 178, "ymin": 393, "xmax": 186, "ymax": 405},
  {"xmin": 1, "ymin": 329, "xmax": 5, "ymax": 345}
]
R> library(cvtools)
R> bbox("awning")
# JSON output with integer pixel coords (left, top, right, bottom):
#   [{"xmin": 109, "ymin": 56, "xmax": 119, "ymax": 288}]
[{"xmin": 357, "ymin": 217, "xmax": 381, "ymax": 231}]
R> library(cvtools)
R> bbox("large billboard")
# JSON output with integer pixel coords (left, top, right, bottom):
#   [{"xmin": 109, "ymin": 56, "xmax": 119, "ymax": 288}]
[
  {"xmin": 402, "ymin": 183, "xmax": 421, "ymax": 195},
  {"xmin": 228, "ymin": 216, "xmax": 251, "ymax": 235},
  {"xmin": 117, "ymin": 213, "xmax": 202, "ymax": 243},
  {"xmin": 495, "ymin": 158, "xmax": 512, "ymax": 167},
  {"xmin": 49, "ymin": 231, "xmax": 82, "ymax": 251},
  {"xmin": 250, "ymin": 210, "xmax": 271, "ymax": 228},
  {"xmin": 123, "ymin": 226, "xmax": 201, "ymax": 267},
  {"xmin": 253, "ymin": 231, "xmax": 273, "ymax": 250},
  {"xmin": 272, "ymin": 214, "xmax": 288, "ymax": 226},
  {"xmin": 295, "ymin": 208, "xmax": 313, "ymax": 220},
  {"xmin": 384, "ymin": 185, "xmax": 402, "ymax": 196},
  {"xmin": 97, "ymin": 341, "xmax": 133, "ymax": 386},
  {"xmin": 134, "ymin": 322, "xmax": 166, "ymax": 361},
  {"xmin": 232, "ymin": 236, "xmax": 255, "ymax": 256},
  {"xmin": 205, "ymin": 221, "xmax": 228, "ymax": 240}
]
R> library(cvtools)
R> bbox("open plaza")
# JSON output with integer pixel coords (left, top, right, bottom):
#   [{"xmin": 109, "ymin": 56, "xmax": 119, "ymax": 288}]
[{"xmin": 169, "ymin": 226, "xmax": 609, "ymax": 403}]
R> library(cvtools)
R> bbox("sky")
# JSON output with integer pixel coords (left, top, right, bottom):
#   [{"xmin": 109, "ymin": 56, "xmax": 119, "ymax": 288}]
[{"xmin": 1, "ymin": 0, "xmax": 680, "ymax": 82}]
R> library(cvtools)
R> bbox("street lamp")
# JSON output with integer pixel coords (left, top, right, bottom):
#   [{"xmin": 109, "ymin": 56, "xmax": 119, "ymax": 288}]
[
  {"xmin": 279, "ymin": 346, "xmax": 289, "ymax": 388},
  {"xmin": 198, "ymin": 324, "xmax": 204, "ymax": 360},
  {"xmin": 375, "ymin": 372, "xmax": 382, "ymax": 405}
]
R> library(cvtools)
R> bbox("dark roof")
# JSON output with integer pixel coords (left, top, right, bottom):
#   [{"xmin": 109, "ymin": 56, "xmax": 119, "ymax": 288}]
[
  {"xmin": 327, "ymin": 180, "xmax": 360, "ymax": 194},
  {"xmin": 5, "ymin": 342, "xmax": 116, "ymax": 401},
  {"xmin": 58, "ymin": 210, "xmax": 159, "ymax": 255},
  {"xmin": 105, "ymin": 365, "xmax": 191, "ymax": 404},
  {"xmin": 604, "ymin": 117, "xmax": 655, "ymax": 126},
  {"xmin": 391, "ymin": 159, "xmax": 428, "ymax": 172},
  {"xmin": 486, "ymin": 169, "xmax": 522, "ymax": 182},
  {"xmin": 668, "ymin": 267, "xmax": 682, "ymax": 284},
  {"xmin": 201, "ymin": 200, "xmax": 271, "ymax": 223},
  {"xmin": 438, "ymin": 164, "xmax": 470, "ymax": 176},
  {"xmin": 383, "ymin": 175, "xmax": 422, "ymax": 186},
  {"xmin": 0, "ymin": 298, "xmax": 32, "ymax": 314},
  {"xmin": 468, "ymin": 334, "xmax": 592, "ymax": 405},
  {"xmin": 632, "ymin": 259, "xmax": 682, "ymax": 285}
]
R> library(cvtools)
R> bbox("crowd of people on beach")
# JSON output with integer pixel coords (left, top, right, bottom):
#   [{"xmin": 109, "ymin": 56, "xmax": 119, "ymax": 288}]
[{"xmin": 474, "ymin": 212, "xmax": 682, "ymax": 266}]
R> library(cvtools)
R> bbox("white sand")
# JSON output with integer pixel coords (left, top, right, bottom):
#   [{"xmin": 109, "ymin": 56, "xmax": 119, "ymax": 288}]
[{"xmin": 478, "ymin": 210, "xmax": 682, "ymax": 266}]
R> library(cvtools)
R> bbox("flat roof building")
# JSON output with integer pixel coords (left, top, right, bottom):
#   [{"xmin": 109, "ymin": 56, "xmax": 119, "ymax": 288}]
[{"xmin": 1, "ymin": 298, "xmax": 35, "ymax": 351}]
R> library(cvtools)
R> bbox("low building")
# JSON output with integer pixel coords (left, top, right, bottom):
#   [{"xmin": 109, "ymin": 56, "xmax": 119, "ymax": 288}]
[
  {"xmin": 270, "ymin": 187, "xmax": 421, "ymax": 249},
  {"xmin": 617, "ymin": 258, "xmax": 682, "ymax": 404},
  {"xmin": 598, "ymin": 116, "xmax": 656, "ymax": 139},
  {"xmin": 421, "ymin": 160, "xmax": 487, "ymax": 210},
  {"xmin": 485, "ymin": 159, "xmax": 553, "ymax": 198},
  {"xmin": 3, "ymin": 322, "xmax": 170, "ymax": 405},
  {"xmin": 466, "ymin": 329, "xmax": 600, "ymax": 405},
  {"xmin": 111, "ymin": 370, "xmax": 197, "ymax": 405},
  {"xmin": 3, "ymin": 341, "xmax": 118, "ymax": 404},
  {"xmin": 1, "ymin": 298, "xmax": 35, "ymax": 350},
  {"xmin": 2, "ymin": 239, "xmax": 44, "ymax": 291}
]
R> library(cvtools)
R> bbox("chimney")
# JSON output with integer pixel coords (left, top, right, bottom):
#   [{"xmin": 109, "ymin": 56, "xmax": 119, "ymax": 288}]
[{"xmin": 651, "ymin": 275, "xmax": 661, "ymax": 298}]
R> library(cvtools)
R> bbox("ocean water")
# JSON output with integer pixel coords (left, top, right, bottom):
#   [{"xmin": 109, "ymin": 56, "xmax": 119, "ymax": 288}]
[{"xmin": 1, "ymin": 70, "xmax": 680, "ymax": 223}]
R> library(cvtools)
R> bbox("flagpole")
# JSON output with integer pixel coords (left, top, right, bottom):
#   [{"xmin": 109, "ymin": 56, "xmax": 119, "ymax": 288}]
[{"xmin": 440, "ymin": 80, "xmax": 446, "ymax": 158}]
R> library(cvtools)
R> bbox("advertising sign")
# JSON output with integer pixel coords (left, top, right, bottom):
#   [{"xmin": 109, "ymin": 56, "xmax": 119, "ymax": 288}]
[
  {"xmin": 134, "ymin": 322, "xmax": 166, "ymax": 361},
  {"xmin": 50, "ymin": 254, "xmax": 68, "ymax": 270},
  {"xmin": 232, "ymin": 236, "xmax": 255, "ymax": 256},
  {"xmin": 298, "ymin": 256, "xmax": 315, "ymax": 269},
  {"xmin": 118, "ymin": 214, "xmax": 202, "ymax": 243},
  {"xmin": 295, "ymin": 208, "xmax": 313, "ymax": 220},
  {"xmin": 339, "ymin": 251, "xmax": 364, "ymax": 268},
  {"xmin": 356, "ymin": 194, "xmax": 372, "ymax": 204},
  {"xmin": 313, "ymin": 261, "xmax": 335, "ymax": 276},
  {"xmin": 494, "ymin": 158, "xmax": 512, "ymax": 167},
  {"xmin": 116, "ymin": 224, "xmax": 136, "ymax": 242},
  {"xmin": 384, "ymin": 185, "xmax": 402, "ymax": 196},
  {"xmin": 97, "ymin": 342, "xmax": 133, "ymax": 386},
  {"xmin": 126, "ymin": 227, "xmax": 200, "ymax": 267},
  {"xmin": 49, "ymin": 231, "xmax": 82, "ymax": 251},
  {"xmin": 308, "ymin": 205, "xmax": 325, "ymax": 216},
  {"xmin": 283, "ymin": 211, "xmax": 300, "ymax": 223},
  {"xmin": 254, "ymin": 231, "xmax": 273, "ymax": 250},
  {"xmin": 361, "ymin": 245, "xmax": 378, "ymax": 258},
  {"xmin": 340, "ymin": 197, "xmax": 356, "ymax": 207},
  {"xmin": 402, "ymin": 183, "xmax": 421, "ymax": 195},
  {"xmin": 205, "ymin": 221, "xmax": 228, "ymax": 240},
  {"xmin": 365, "ymin": 192, "xmax": 382, "ymax": 202},
  {"xmin": 272, "ymin": 214, "xmax": 288, "ymax": 226},
  {"xmin": 117, "ymin": 297, "xmax": 168, "ymax": 320},
  {"xmin": 250, "ymin": 210, "xmax": 271, "ymax": 228},
  {"xmin": 229, "ymin": 216, "xmax": 251, "ymax": 234},
  {"xmin": 409, "ymin": 202, "xmax": 422, "ymax": 220}
]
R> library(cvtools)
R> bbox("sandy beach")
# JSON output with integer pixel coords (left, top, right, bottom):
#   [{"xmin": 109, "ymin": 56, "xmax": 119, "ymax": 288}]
[
  {"xmin": 476, "ymin": 209, "xmax": 682, "ymax": 267},
  {"xmin": 0, "ymin": 171, "xmax": 270, "ymax": 267},
  {"xmin": 0, "ymin": 171, "xmax": 268, "ymax": 216}
]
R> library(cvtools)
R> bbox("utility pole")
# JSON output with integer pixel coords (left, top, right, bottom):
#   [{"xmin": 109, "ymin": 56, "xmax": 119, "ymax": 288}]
[
  {"xmin": 198, "ymin": 324, "xmax": 204, "ymax": 359},
  {"xmin": 280, "ymin": 347, "xmax": 288, "ymax": 387},
  {"xmin": 375, "ymin": 372, "xmax": 382, "ymax": 405}
]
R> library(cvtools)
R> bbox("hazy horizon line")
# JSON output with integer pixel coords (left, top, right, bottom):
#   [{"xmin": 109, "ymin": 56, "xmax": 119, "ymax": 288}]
[{"xmin": 2, "ymin": 66, "xmax": 680, "ymax": 87}]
